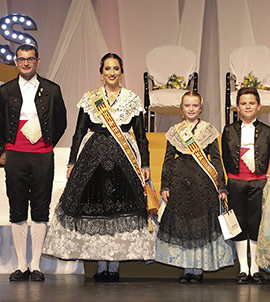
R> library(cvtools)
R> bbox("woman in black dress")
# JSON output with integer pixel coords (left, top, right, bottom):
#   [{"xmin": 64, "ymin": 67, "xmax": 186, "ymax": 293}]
[{"xmin": 43, "ymin": 53, "xmax": 156, "ymax": 282}]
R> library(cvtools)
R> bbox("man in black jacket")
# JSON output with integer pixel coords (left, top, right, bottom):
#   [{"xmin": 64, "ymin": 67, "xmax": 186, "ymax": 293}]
[
  {"xmin": 222, "ymin": 87, "xmax": 270, "ymax": 285},
  {"xmin": 0, "ymin": 44, "xmax": 66, "ymax": 281}
]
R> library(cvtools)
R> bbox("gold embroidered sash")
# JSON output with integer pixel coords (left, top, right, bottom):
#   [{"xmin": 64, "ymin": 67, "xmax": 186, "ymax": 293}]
[
  {"xmin": 87, "ymin": 88, "xmax": 146, "ymax": 192},
  {"xmin": 175, "ymin": 120, "xmax": 219, "ymax": 191}
]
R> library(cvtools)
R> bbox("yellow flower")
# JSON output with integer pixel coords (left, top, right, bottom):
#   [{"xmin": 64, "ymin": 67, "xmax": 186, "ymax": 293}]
[
  {"xmin": 257, "ymin": 84, "xmax": 265, "ymax": 90},
  {"xmin": 166, "ymin": 74, "xmax": 187, "ymax": 90}
]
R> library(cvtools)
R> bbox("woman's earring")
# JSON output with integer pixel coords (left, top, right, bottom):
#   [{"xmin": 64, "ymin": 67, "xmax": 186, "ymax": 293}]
[
  {"xmin": 119, "ymin": 74, "xmax": 123, "ymax": 87},
  {"xmin": 101, "ymin": 76, "xmax": 105, "ymax": 85}
]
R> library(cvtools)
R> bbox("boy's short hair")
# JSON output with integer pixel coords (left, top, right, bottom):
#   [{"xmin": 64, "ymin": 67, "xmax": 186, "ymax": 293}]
[{"xmin": 236, "ymin": 87, "xmax": 260, "ymax": 105}]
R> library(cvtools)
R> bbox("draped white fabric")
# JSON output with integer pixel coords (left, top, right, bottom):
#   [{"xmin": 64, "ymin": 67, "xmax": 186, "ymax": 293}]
[
  {"xmin": 217, "ymin": 0, "xmax": 270, "ymax": 125},
  {"xmin": 217, "ymin": 0, "xmax": 255, "ymax": 125},
  {"xmin": 146, "ymin": 45, "xmax": 196, "ymax": 124},
  {"xmin": 228, "ymin": 45, "xmax": 270, "ymax": 108},
  {"xmin": 117, "ymin": 0, "xmax": 180, "ymax": 98},
  {"xmin": 177, "ymin": 0, "xmax": 205, "ymax": 69},
  {"xmin": 146, "ymin": 46, "xmax": 196, "ymax": 85},
  {"xmin": 229, "ymin": 45, "xmax": 270, "ymax": 84},
  {"xmin": 46, "ymin": 0, "xmax": 108, "ymax": 146}
]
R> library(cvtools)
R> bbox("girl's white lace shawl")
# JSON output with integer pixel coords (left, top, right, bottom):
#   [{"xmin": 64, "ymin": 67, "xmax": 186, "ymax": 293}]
[
  {"xmin": 77, "ymin": 87, "xmax": 144, "ymax": 126},
  {"xmin": 166, "ymin": 120, "xmax": 220, "ymax": 154}
]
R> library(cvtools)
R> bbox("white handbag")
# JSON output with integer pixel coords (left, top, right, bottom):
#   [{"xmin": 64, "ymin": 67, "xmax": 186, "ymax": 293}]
[{"xmin": 218, "ymin": 198, "xmax": 242, "ymax": 240}]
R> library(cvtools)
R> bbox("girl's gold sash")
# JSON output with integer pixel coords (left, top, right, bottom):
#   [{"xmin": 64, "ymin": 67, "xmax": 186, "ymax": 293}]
[{"xmin": 175, "ymin": 120, "xmax": 219, "ymax": 191}]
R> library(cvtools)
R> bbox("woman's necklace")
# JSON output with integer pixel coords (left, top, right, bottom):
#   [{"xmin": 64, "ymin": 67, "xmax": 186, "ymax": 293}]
[
  {"xmin": 107, "ymin": 90, "xmax": 119, "ymax": 98},
  {"xmin": 105, "ymin": 87, "xmax": 121, "ymax": 106}
]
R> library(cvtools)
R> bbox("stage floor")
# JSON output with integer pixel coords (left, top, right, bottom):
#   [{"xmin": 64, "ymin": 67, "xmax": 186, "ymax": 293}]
[{"xmin": 0, "ymin": 274, "xmax": 270, "ymax": 302}]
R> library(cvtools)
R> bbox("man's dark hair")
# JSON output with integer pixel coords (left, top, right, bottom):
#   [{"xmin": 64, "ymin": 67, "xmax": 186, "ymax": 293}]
[{"xmin": 15, "ymin": 44, "xmax": 39, "ymax": 58}]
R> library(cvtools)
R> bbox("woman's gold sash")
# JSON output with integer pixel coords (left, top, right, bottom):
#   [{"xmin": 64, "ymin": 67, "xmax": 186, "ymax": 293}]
[{"xmin": 87, "ymin": 88, "xmax": 146, "ymax": 193}]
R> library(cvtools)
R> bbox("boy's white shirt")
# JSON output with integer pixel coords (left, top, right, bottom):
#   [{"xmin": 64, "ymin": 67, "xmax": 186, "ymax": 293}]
[{"xmin": 240, "ymin": 119, "xmax": 255, "ymax": 173}]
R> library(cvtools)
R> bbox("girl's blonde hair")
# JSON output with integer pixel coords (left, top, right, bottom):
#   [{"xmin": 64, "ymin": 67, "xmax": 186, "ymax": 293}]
[{"xmin": 180, "ymin": 91, "xmax": 203, "ymax": 113}]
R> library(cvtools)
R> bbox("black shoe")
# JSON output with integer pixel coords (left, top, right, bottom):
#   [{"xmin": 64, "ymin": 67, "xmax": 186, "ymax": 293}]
[
  {"xmin": 179, "ymin": 273, "xmax": 191, "ymax": 284},
  {"xmin": 236, "ymin": 272, "xmax": 250, "ymax": 284},
  {"xmin": 31, "ymin": 270, "xmax": 45, "ymax": 282},
  {"xmin": 94, "ymin": 271, "xmax": 109, "ymax": 282},
  {"xmin": 9, "ymin": 269, "xmax": 30, "ymax": 281},
  {"xmin": 190, "ymin": 274, "xmax": 203, "ymax": 283},
  {"xmin": 107, "ymin": 272, "xmax": 120, "ymax": 282},
  {"xmin": 251, "ymin": 272, "xmax": 265, "ymax": 284}
]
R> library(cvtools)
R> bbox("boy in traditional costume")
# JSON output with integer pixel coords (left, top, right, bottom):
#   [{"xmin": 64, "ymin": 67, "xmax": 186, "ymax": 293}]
[{"xmin": 222, "ymin": 87, "xmax": 270, "ymax": 284}]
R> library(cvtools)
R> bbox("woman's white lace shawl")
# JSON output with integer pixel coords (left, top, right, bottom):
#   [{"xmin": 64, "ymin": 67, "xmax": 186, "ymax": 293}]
[
  {"xmin": 166, "ymin": 120, "xmax": 220, "ymax": 154},
  {"xmin": 77, "ymin": 87, "xmax": 143, "ymax": 126}
]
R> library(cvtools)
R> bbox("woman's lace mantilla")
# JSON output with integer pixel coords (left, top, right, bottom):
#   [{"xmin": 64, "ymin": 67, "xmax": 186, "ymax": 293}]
[{"xmin": 78, "ymin": 87, "xmax": 144, "ymax": 126}]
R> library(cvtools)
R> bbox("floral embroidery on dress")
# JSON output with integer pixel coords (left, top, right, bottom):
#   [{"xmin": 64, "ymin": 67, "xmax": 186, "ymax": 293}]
[{"xmin": 43, "ymin": 214, "xmax": 157, "ymax": 261}]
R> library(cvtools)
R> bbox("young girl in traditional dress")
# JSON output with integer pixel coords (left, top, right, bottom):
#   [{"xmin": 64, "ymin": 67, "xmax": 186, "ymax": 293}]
[{"xmin": 156, "ymin": 91, "xmax": 234, "ymax": 283}]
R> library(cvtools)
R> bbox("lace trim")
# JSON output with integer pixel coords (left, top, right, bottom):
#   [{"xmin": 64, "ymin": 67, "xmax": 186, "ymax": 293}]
[
  {"xmin": 56, "ymin": 133, "xmax": 147, "ymax": 236},
  {"xmin": 56, "ymin": 204, "xmax": 147, "ymax": 236},
  {"xmin": 158, "ymin": 207, "xmax": 221, "ymax": 249},
  {"xmin": 43, "ymin": 214, "xmax": 157, "ymax": 261},
  {"xmin": 77, "ymin": 87, "xmax": 144, "ymax": 126},
  {"xmin": 166, "ymin": 120, "xmax": 220, "ymax": 154}
]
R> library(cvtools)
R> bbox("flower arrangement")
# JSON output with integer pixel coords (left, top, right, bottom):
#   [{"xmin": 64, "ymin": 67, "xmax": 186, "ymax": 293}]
[
  {"xmin": 153, "ymin": 73, "xmax": 187, "ymax": 90},
  {"xmin": 238, "ymin": 72, "xmax": 269, "ymax": 90}
]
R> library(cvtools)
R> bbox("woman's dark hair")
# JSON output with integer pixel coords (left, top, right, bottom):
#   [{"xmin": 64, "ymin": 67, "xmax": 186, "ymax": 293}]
[
  {"xmin": 99, "ymin": 53, "xmax": 124, "ymax": 74},
  {"xmin": 15, "ymin": 44, "xmax": 39, "ymax": 58},
  {"xmin": 236, "ymin": 87, "xmax": 260, "ymax": 105}
]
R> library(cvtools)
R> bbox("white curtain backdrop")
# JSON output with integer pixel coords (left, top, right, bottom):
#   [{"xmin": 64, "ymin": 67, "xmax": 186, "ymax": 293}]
[
  {"xmin": 246, "ymin": 0, "xmax": 270, "ymax": 125},
  {"xmin": 177, "ymin": 0, "xmax": 205, "ymax": 68},
  {"xmin": 217, "ymin": 0, "xmax": 255, "ymax": 126},
  {"xmin": 117, "ymin": 0, "xmax": 180, "ymax": 100},
  {"xmin": 117, "ymin": 0, "xmax": 181, "ymax": 131},
  {"xmin": 47, "ymin": 0, "xmax": 108, "ymax": 147}
]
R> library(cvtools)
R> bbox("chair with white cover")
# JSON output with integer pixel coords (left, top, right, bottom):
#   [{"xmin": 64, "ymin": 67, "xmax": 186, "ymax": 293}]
[
  {"xmin": 144, "ymin": 45, "xmax": 198, "ymax": 132},
  {"xmin": 226, "ymin": 45, "xmax": 270, "ymax": 125}
]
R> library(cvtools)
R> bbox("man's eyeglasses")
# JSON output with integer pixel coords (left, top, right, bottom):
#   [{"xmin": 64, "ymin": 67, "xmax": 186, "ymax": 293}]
[{"xmin": 16, "ymin": 57, "xmax": 37, "ymax": 64}]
